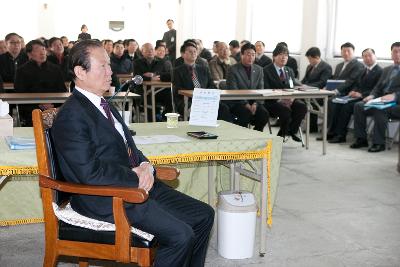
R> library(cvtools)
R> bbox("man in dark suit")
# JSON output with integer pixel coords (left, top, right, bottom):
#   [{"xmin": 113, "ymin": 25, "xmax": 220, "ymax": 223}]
[
  {"xmin": 254, "ymin": 41, "xmax": 272, "ymax": 68},
  {"xmin": 229, "ymin": 40, "xmax": 241, "ymax": 63},
  {"xmin": 263, "ymin": 45, "xmax": 307, "ymax": 141},
  {"xmin": 317, "ymin": 42, "xmax": 364, "ymax": 141},
  {"xmin": 162, "ymin": 19, "xmax": 176, "ymax": 63},
  {"xmin": 225, "ymin": 42, "xmax": 269, "ymax": 131},
  {"xmin": 15, "ymin": 39, "xmax": 67, "ymax": 126},
  {"xmin": 301, "ymin": 47, "xmax": 332, "ymax": 89},
  {"xmin": 301, "ymin": 47, "xmax": 333, "ymax": 132},
  {"xmin": 0, "ymin": 32, "xmax": 28, "ymax": 83},
  {"xmin": 329, "ymin": 48, "xmax": 382, "ymax": 143},
  {"xmin": 350, "ymin": 42, "xmax": 400, "ymax": 152},
  {"xmin": 51, "ymin": 40, "xmax": 214, "ymax": 267},
  {"xmin": 173, "ymin": 41, "xmax": 232, "ymax": 122},
  {"xmin": 276, "ymin": 42, "xmax": 299, "ymax": 78}
]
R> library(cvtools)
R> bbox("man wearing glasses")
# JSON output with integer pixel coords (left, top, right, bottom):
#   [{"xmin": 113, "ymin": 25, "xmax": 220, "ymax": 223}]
[{"xmin": 0, "ymin": 33, "xmax": 28, "ymax": 83}]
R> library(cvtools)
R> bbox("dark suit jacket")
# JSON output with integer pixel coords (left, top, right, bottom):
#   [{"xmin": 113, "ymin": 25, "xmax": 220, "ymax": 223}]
[
  {"xmin": 263, "ymin": 63, "xmax": 299, "ymax": 89},
  {"xmin": 301, "ymin": 60, "xmax": 332, "ymax": 89},
  {"xmin": 133, "ymin": 57, "xmax": 172, "ymax": 82},
  {"xmin": 369, "ymin": 65, "xmax": 400, "ymax": 101},
  {"xmin": 353, "ymin": 64, "xmax": 383, "ymax": 97},
  {"xmin": 162, "ymin": 29, "xmax": 176, "ymax": 59},
  {"xmin": 255, "ymin": 55, "xmax": 272, "ymax": 68},
  {"xmin": 333, "ymin": 58, "xmax": 364, "ymax": 95},
  {"xmin": 51, "ymin": 90, "xmax": 149, "ymax": 222},
  {"xmin": 226, "ymin": 63, "xmax": 263, "ymax": 105},
  {"xmin": 286, "ymin": 56, "xmax": 299, "ymax": 78}
]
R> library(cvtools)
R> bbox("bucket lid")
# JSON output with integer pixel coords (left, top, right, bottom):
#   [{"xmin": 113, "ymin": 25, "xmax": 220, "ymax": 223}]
[{"xmin": 218, "ymin": 191, "xmax": 257, "ymax": 212}]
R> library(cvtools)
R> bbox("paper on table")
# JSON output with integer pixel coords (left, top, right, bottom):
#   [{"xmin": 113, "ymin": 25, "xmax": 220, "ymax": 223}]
[
  {"xmin": 133, "ymin": 135, "xmax": 190, "ymax": 145},
  {"xmin": 189, "ymin": 88, "xmax": 220, "ymax": 127}
]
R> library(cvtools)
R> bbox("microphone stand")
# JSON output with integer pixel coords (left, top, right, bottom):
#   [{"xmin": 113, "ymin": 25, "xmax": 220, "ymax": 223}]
[{"xmin": 122, "ymin": 83, "xmax": 133, "ymax": 124}]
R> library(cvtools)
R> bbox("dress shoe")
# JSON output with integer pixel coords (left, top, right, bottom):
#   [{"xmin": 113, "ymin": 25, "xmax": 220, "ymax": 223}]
[
  {"xmin": 368, "ymin": 144, "xmax": 385, "ymax": 152},
  {"xmin": 328, "ymin": 136, "xmax": 346, "ymax": 144},
  {"xmin": 291, "ymin": 134, "xmax": 302, "ymax": 142},
  {"xmin": 350, "ymin": 139, "xmax": 368, "ymax": 149},
  {"xmin": 316, "ymin": 133, "xmax": 335, "ymax": 141}
]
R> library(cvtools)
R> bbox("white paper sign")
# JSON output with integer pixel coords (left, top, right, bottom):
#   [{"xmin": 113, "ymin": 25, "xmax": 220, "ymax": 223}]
[{"xmin": 189, "ymin": 88, "xmax": 220, "ymax": 127}]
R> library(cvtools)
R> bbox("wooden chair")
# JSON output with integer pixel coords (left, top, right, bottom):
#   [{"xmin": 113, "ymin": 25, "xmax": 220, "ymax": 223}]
[{"xmin": 32, "ymin": 108, "xmax": 180, "ymax": 267}]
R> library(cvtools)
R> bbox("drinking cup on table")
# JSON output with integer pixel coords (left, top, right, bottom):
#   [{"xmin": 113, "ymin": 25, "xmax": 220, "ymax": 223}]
[{"xmin": 165, "ymin": 113, "xmax": 180, "ymax": 128}]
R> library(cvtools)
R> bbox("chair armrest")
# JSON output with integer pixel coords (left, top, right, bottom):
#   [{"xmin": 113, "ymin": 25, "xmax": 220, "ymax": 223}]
[
  {"xmin": 39, "ymin": 174, "xmax": 148, "ymax": 203},
  {"xmin": 155, "ymin": 166, "xmax": 180, "ymax": 181}
]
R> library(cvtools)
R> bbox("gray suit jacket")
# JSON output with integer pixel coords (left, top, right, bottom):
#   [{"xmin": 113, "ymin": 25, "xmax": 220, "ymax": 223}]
[
  {"xmin": 333, "ymin": 58, "xmax": 364, "ymax": 95},
  {"xmin": 370, "ymin": 65, "xmax": 400, "ymax": 101},
  {"xmin": 226, "ymin": 63, "xmax": 263, "ymax": 105}
]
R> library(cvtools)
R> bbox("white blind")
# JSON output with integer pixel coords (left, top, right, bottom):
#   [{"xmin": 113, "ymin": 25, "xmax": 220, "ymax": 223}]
[{"xmin": 334, "ymin": 0, "xmax": 400, "ymax": 59}]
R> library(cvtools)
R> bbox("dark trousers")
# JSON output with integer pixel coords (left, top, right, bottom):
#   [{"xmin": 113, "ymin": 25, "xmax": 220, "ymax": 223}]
[
  {"xmin": 126, "ymin": 180, "xmax": 214, "ymax": 267},
  {"xmin": 353, "ymin": 101, "xmax": 400, "ymax": 145},
  {"xmin": 265, "ymin": 99, "xmax": 307, "ymax": 137},
  {"xmin": 230, "ymin": 103, "xmax": 269, "ymax": 131},
  {"xmin": 329, "ymin": 101, "xmax": 358, "ymax": 137}
]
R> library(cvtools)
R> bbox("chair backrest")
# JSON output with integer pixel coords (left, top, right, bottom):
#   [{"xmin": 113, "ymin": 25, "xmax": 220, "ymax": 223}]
[{"xmin": 33, "ymin": 108, "xmax": 70, "ymax": 204}]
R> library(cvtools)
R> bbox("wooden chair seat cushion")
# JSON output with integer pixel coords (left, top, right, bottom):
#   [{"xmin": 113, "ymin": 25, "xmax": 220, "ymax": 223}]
[{"xmin": 54, "ymin": 202, "xmax": 157, "ymax": 248}]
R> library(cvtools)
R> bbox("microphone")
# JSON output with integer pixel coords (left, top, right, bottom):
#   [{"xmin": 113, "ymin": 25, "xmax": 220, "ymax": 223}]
[
  {"xmin": 108, "ymin": 75, "xmax": 144, "ymax": 101},
  {"xmin": 122, "ymin": 75, "xmax": 143, "ymax": 124}
]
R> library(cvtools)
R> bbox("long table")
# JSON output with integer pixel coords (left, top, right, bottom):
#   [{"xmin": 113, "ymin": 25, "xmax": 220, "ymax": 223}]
[
  {"xmin": 179, "ymin": 89, "xmax": 335, "ymax": 155},
  {"xmin": 0, "ymin": 92, "xmax": 140, "ymax": 124},
  {"xmin": 0, "ymin": 121, "xmax": 282, "ymax": 256},
  {"xmin": 142, "ymin": 81, "xmax": 172, "ymax": 122}
]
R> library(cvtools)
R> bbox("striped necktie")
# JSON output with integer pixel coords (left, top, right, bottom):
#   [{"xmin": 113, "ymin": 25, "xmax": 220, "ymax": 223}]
[
  {"xmin": 189, "ymin": 66, "xmax": 202, "ymax": 88},
  {"xmin": 100, "ymin": 98, "xmax": 137, "ymax": 167}
]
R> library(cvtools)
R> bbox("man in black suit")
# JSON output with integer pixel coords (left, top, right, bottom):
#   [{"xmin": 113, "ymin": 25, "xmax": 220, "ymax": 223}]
[
  {"xmin": 229, "ymin": 40, "xmax": 241, "ymax": 63},
  {"xmin": 0, "ymin": 32, "xmax": 28, "ymax": 83},
  {"xmin": 263, "ymin": 45, "xmax": 307, "ymax": 141},
  {"xmin": 51, "ymin": 40, "xmax": 214, "ymax": 267},
  {"xmin": 301, "ymin": 47, "xmax": 333, "ymax": 132},
  {"xmin": 15, "ymin": 39, "xmax": 67, "ymax": 126},
  {"xmin": 162, "ymin": 19, "xmax": 176, "ymax": 63},
  {"xmin": 329, "ymin": 48, "xmax": 382, "ymax": 143},
  {"xmin": 301, "ymin": 47, "xmax": 332, "ymax": 89},
  {"xmin": 350, "ymin": 42, "xmax": 400, "ymax": 152},
  {"xmin": 47, "ymin": 37, "xmax": 70, "ymax": 82},
  {"xmin": 317, "ymin": 42, "xmax": 364, "ymax": 141},
  {"xmin": 225, "ymin": 42, "xmax": 269, "ymax": 131},
  {"xmin": 254, "ymin": 41, "xmax": 272, "ymax": 68},
  {"xmin": 173, "ymin": 41, "xmax": 232, "ymax": 122},
  {"xmin": 276, "ymin": 42, "xmax": 299, "ymax": 78}
]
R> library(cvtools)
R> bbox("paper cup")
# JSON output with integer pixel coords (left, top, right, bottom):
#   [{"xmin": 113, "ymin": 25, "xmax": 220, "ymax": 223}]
[{"xmin": 165, "ymin": 113, "xmax": 180, "ymax": 128}]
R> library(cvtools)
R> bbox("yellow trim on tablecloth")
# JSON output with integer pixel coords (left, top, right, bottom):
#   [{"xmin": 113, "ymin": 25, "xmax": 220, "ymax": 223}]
[
  {"xmin": 0, "ymin": 218, "xmax": 44, "ymax": 226},
  {"xmin": 0, "ymin": 166, "xmax": 38, "ymax": 176},
  {"xmin": 1, "ymin": 142, "xmax": 273, "ymax": 227}
]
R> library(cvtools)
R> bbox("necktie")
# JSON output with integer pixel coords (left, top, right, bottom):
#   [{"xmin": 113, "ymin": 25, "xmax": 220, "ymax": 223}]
[
  {"xmin": 100, "ymin": 98, "xmax": 137, "ymax": 167},
  {"xmin": 100, "ymin": 98, "xmax": 115, "ymax": 125},
  {"xmin": 279, "ymin": 68, "xmax": 285, "ymax": 82},
  {"xmin": 190, "ymin": 66, "xmax": 202, "ymax": 88}
]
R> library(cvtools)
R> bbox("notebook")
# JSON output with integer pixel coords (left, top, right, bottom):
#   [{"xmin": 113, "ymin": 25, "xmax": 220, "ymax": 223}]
[{"xmin": 326, "ymin": 80, "xmax": 345, "ymax": 90}]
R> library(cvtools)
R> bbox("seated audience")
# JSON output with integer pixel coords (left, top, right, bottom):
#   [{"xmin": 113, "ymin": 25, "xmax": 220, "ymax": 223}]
[
  {"xmin": 47, "ymin": 37, "xmax": 70, "ymax": 81},
  {"xmin": 229, "ymin": 40, "xmax": 241, "ymax": 62},
  {"xmin": 196, "ymin": 39, "xmax": 212, "ymax": 62},
  {"xmin": 263, "ymin": 45, "xmax": 307, "ymax": 141},
  {"xmin": 276, "ymin": 42, "xmax": 299, "ymax": 78},
  {"xmin": 301, "ymin": 47, "xmax": 332, "ymax": 88},
  {"xmin": 60, "ymin": 36, "xmax": 69, "ymax": 54},
  {"xmin": 329, "ymin": 48, "xmax": 382, "ymax": 143},
  {"xmin": 110, "ymin": 41, "xmax": 133, "ymax": 74},
  {"xmin": 226, "ymin": 42, "xmax": 269, "ymax": 131},
  {"xmin": 0, "ymin": 33, "xmax": 28, "ymax": 82},
  {"xmin": 350, "ymin": 42, "xmax": 400, "ymax": 152},
  {"xmin": 208, "ymin": 42, "xmax": 236, "ymax": 87},
  {"xmin": 254, "ymin": 41, "xmax": 272, "ymax": 68},
  {"xmin": 173, "ymin": 41, "xmax": 232, "ymax": 122},
  {"xmin": 14, "ymin": 39, "xmax": 67, "ymax": 126}
]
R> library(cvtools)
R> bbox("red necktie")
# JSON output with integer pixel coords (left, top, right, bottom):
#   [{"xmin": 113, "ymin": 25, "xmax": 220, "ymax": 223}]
[{"xmin": 279, "ymin": 69, "xmax": 285, "ymax": 81}]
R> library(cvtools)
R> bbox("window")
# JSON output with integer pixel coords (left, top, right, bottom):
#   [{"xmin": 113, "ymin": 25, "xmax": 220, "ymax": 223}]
[
  {"xmin": 334, "ymin": 0, "xmax": 400, "ymax": 59},
  {"xmin": 250, "ymin": 0, "xmax": 303, "ymax": 53}
]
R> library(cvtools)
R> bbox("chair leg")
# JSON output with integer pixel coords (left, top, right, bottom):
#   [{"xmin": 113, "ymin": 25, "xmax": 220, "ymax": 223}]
[
  {"xmin": 298, "ymin": 127, "xmax": 305, "ymax": 147},
  {"xmin": 43, "ymin": 250, "xmax": 57, "ymax": 267},
  {"xmin": 267, "ymin": 119, "xmax": 272, "ymax": 134}
]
